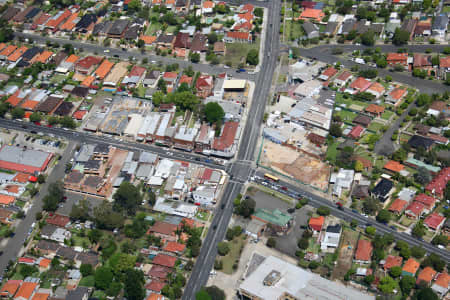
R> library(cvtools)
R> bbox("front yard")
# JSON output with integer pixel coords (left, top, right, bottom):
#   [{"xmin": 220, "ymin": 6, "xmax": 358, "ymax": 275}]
[{"xmin": 224, "ymin": 37, "xmax": 260, "ymax": 68}]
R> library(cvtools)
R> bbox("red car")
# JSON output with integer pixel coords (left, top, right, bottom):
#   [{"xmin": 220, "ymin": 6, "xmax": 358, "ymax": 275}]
[
  {"xmin": 281, "ymin": 186, "xmax": 288, "ymax": 191},
  {"xmin": 34, "ymin": 122, "xmax": 41, "ymax": 126}
]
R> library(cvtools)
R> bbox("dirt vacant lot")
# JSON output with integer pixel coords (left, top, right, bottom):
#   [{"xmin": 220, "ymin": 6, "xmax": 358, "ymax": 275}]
[
  {"xmin": 261, "ymin": 141, "xmax": 331, "ymax": 190},
  {"xmin": 332, "ymin": 228, "xmax": 359, "ymax": 280}
]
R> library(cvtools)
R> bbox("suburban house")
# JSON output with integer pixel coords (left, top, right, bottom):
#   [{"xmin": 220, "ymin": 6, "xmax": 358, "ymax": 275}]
[
  {"xmin": 354, "ymin": 239, "xmax": 373, "ymax": 264},
  {"xmin": 426, "ymin": 167, "xmax": 450, "ymax": 198},
  {"xmin": 224, "ymin": 31, "xmax": 252, "ymax": 43},
  {"xmin": 432, "ymin": 15, "xmax": 448, "ymax": 37},
  {"xmin": 320, "ymin": 224, "xmax": 341, "ymax": 251},
  {"xmin": 424, "ymin": 213, "xmax": 446, "ymax": 232},
  {"xmin": 405, "ymin": 201, "xmax": 425, "ymax": 219},
  {"xmin": 251, "ymin": 208, "xmax": 293, "ymax": 234},
  {"xmin": 402, "ymin": 258, "xmax": 420, "ymax": 277},
  {"xmin": 389, "ymin": 198, "xmax": 408, "ymax": 215},
  {"xmin": 308, "ymin": 216, "xmax": 324, "ymax": 233},
  {"xmin": 364, "ymin": 104, "xmax": 385, "ymax": 118},
  {"xmin": 386, "ymin": 53, "xmax": 408, "ymax": 66},
  {"xmin": 302, "ymin": 22, "xmax": 319, "ymax": 39},
  {"xmin": 386, "ymin": 87, "xmax": 407, "ymax": 107},
  {"xmin": 383, "ymin": 255, "xmax": 403, "ymax": 271},
  {"xmin": 370, "ymin": 178, "xmax": 393, "ymax": 203}
]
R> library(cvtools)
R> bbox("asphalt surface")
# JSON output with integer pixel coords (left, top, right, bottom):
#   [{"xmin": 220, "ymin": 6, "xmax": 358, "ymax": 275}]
[
  {"xmin": 252, "ymin": 171, "xmax": 450, "ymax": 262},
  {"xmin": 183, "ymin": 0, "xmax": 282, "ymax": 297},
  {"xmin": 14, "ymin": 32, "xmax": 256, "ymax": 82},
  {"xmin": 300, "ymin": 45, "xmax": 450, "ymax": 95},
  {"xmin": 0, "ymin": 141, "xmax": 77, "ymax": 276},
  {"xmin": 4, "ymin": 7, "xmax": 450, "ymax": 295},
  {"xmin": 0, "ymin": 119, "xmax": 225, "ymax": 171}
]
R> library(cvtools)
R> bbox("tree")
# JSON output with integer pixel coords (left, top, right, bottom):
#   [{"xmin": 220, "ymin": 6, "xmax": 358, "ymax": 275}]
[
  {"xmin": 392, "ymin": 28, "xmax": 410, "ymax": 45},
  {"xmin": 70, "ymin": 198, "xmax": 90, "ymax": 222},
  {"xmin": 376, "ymin": 58, "xmax": 387, "ymax": 68},
  {"xmin": 137, "ymin": 39, "xmax": 145, "ymax": 49},
  {"xmin": 414, "ymin": 167, "xmax": 432, "ymax": 184},
  {"xmin": 123, "ymin": 269, "xmax": 145, "ymax": 300},
  {"xmin": 365, "ymin": 226, "xmax": 376, "ymax": 236},
  {"xmin": 113, "ymin": 182, "xmax": 142, "ymax": 215},
  {"xmin": 60, "ymin": 116, "xmax": 76, "ymax": 129},
  {"xmin": 88, "ymin": 229, "xmax": 103, "ymax": 243},
  {"xmin": 157, "ymin": 78, "xmax": 167, "ymax": 94},
  {"xmin": 422, "ymin": 253, "xmax": 446, "ymax": 272},
  {"xmin": 360, "ymin": 30, "xmax": 375, "ymax": 46},
  {"xmin": 235, "ymin": 198, "xmax": 255, "ymax": 218},
  {"xmin": 317, "ymin": 206, "xmax": 330, "ymax": 216},
  {"xmin": 29, "ymin": 112, "xmax": 42, "ymax": 122},
  {"xmin": 362, "ymin": 197, "xmax": 380, "ymax": 215},
  {"xmin": 196, "ymin": 290, "xmax": 212, "ymax": 300},
  {"xmin": 20, "ymin": 264, "xmax": 38, "ymax": 277},
  {"xmin": 254, "ymin": 7, "xmax": 263, "ymax": 17},
  {"xmin": 217, "ymin": 242, "xmax": 230, "ymax": 256},
  {"xmin": 378, "ymin": 276, "xmax": 398, "ymax": 294},
  {"xmin": 411, "ymin": 246, "xmax": 426, "ymax": 259},
  {"xmin": 376, "ymin": 209, "xmax": 391, "ymax": 224},
  {"xmin": 148, "ymin": 189, "xmax": 156, "ymax": 207},
  {"xmin": 107, "ymin": 281, "xmax": 123, "ymax": 297},
  {"xmin": 329, "ymin": 123, "xmax": 342, "ymax": 137},
  {"xmin": 204, "ymin": 286, "xmax": 226, "ymax": 300},
  {"xmin": 204, "ymin": 102, "xmax": 224, "ymax": 124},
  {"xmin": 400, "ymin": 275, "xmax": 416, "ymax": 295},
  {"xmin": 190, "ymin": 52, "xmax": 200, "ymax": 63},
  {"xmin": 416, "ymin": 288, "xmax": 439, "ymax": 300},
  {"xmin": 432, "ymin": 234, "xmax": 449, "ymax": 246},
  {"xmin": 11, "ymin": 107, "xmax": 25, "ymax": 119},
  {"xmin": 93, "ymin": 201, "xmax": 124, "ymax": 230},
  {"xmin": 95, "ymin": 266, "xmax": 113, "ymax": 290},
  {"xmin": 37, "ymin": 174, "xmax": 45, "ymax": 184},
  {"xmin": 298, "ymin": 238, "xmax": 309, "ymax": 250},
  {"xmin": 80, "ymin": 264, "xmax": 93, "ymax": 277},
  {"xmin": 364, "ymin": 274, "xmax": 375, "ymax": 285},
  {"xmin": 109, "ymin": 252, "xmax": 136, "ymax": 274},
  {"xmin": 354, "ymin": 160, "xmax": 364, "ymax": 172},
  {"xmin": 389, "ymin": 266, "xmax": 402, "ymax": 278},
  {"xmin": 267, "ymin": 237, "xmax": 276, "ymax": 248},
  {"xmin": 412, "ymin": 221, "xmax": 426, "ymax": 238},
  {"xmin": 246, "ymin": 49, "xmax": 259, "ymax": 65},
  {"xmin": 350, "ymin": 219, "xmax": 358, "ymax": 228},
  {"xmin": 43, "ymin": 194, "xmax": 60, "ymax": 211},
  {"xmin": 207, "ymin": 33, "xmax": 218, "ymax": 44}
]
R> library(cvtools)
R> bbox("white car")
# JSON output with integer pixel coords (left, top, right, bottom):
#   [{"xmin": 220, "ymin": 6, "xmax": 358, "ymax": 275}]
[{"xmin": 104, "ymin": 50, "xmax": 110, "ymax": 53}]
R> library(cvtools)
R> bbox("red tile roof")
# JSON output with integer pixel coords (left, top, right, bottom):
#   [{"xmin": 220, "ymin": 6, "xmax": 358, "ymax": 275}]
[
  {"xmin": 8, "ymin": 46, "xmax": 28, "ymax": 62},
  {"xmin": 426, "ymin": 167, "xmax": 450, "ymax": 197},
  {"xmin": 76, "ymin": 56, "xmax": 102, "ymax": 70},
  {"xmin": 59, "ymin": 12, "xmax": 79, "ymax": 31},
  {"xmin": 147, "ymin": 221, "xmax": 177, "ymax": 236},
  {"xmin": 384, "ymin": 160, "xmax": 405, "ymax": 173},
  {"xmin": 417, "ymin": 266, "xmax": 437, "ymax": 284},
  {"xmin": 20, "ymin": 100, "xmax": 39, "ymax": 111},
  {"xmin": 406, "ymin": 201, "xmax": 425, "ymax": 217},
  {"xmin": 350, "ymin": 77, "xmax": 371, "ymax": 91},
  {"xmin": 238, "ymin": 12, "xmax": 254, "ymax": 22},
  {"xmin": 14, "ymin": 282, "xmax": 38, "ymax": 300},
  {"xmin": 212, "ymin": 121, "xmax": 238, "ymax": 151},
  {"xmin": 308, "ymin": 216, "xmax": 324, "ymax": 231},
  {"xmin": 365, "ymin": 104, "xmax": 385, "ymax": 114},
  {"xmin": 163, "ymin": 72, "xmax": 178, "ymax": 79},
  {"xmin": 434, "ymin": 272, "xmax": 450, "ymax": 288},
  {"xmin": 179, "ymin": 75, "xmax": 193, "ymax": 85},
  {"xmin": 389, "ymin": 198, "xmax": 408, "ymax": 214},
  {"xmin": 225, "ymin": 31, "xmax": 252, "ymax": 41},
  {"xmin": 386, "ymin": 53, "xmax": 408, "ymax": 62},
  {"xmin": 389, "ymin": 87, "xmax": 407, "ymax": 100},
  {"xmin": 384, "ymin": 255, "xmax": 403, "ymax": 270},
  {"xmin": 414, "ymin": 193, "xmax": 436, "ymax": 209},
  {"xmin": 152, "ymin": 253, "xmax": 177, "ymax": 268},
  {"xmin": 414, "ymin": 53, "xmax": 432, "ymax": 67},
  {"xmin": 440, "ymin": 56, "xmax": 450, "ymax": 68},
  {"xmin": 163, "ymin": 241, "xmax": 186, "ymax": 253},
  {"xmin": 148, "ymin": 265, "xmax": 171, "ymax": 280},
  {"xmin": 46, "ymin": 214, "xmax": 70, "ymax": 227},
  {"xmin": 46, "ymin": 9, "xmax": 71, "ymax": 28},
  {"xmin": 300, "ymin": 8, "xmax": 325, "ymax": 21},
  {"xmin": 0, "ymin": 280, "xmax": 22, "ymax": 297},
  {"xmin": 322, "ymin": 67, "xmax": 338, "ymax": 78},
  {"xmin": 0, "ymin": 194, "xmax": 15, "ymax": 205},
  {"xmin": 0, "ymin": 45, "xmax": 17, "ymax": 57},
  {"xmin": 18, "ymin": 257, "xmax": 35, "ymax": 264},
  {"xmin": 145, "ymin": 280, "xmax": 166, "ymax": 292},
  {"xmin": 336, "ymin": 71, "xmax": 352, "ymax": 81},
  {"xmin": 402, "ymin": 258, "xmax": 420, "ymax": 275},
  {"xmin": 94, "ymin": 59, "xmax": 114, "ymax": 80},
  {"xmin": 424, "ymin": 213, "xmax": 445, "ymax": 230},
  {"xmin": 73, "ymin": 110, "xmax": 88, "ymax": 120},
  {"xmin": 129, "ymin": 65, "xmax": 146, "ymax": 77},
  {"xmin": 348, "ymin": 125, "xmax": 364, "ymax": 139},
  {"xmin": 355, "ymin": 239, "xmax": 373, "ymax": 262}
]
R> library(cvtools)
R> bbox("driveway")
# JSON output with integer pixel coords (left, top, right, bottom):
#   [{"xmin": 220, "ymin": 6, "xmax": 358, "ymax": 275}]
[{"xmin": 274, "ymin": 206, "xmax": 313, "ymax": 257}]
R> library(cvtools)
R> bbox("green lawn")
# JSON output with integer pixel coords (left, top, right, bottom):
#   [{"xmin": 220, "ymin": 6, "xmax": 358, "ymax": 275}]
[
  {"xmin": 367, "ymin": 121, "xmax": 385, "ymax": 133},
  {"xmin": 196, "ymin": 211, "xmax": 210, "ymax": 222},
  {"xmin": 336, "ymin": 109, "xmax": 357, "ymax": 123},
  {"xmin": 443, "ymin": 6, "xmax": 450, "ymax": 13},
  {"xmin": 15, "ymin": 200, "xmax": 26, "ymax": 208},
  {"xmin": 79, "ymin": 275, "xmax": 95, "ymax": 287},
  {"xmin": 381, "ymin": 110, "xmax": 394, "ymax": 121},
  {"xmin": 0, "ymin": 224, "xmax": 10, "ymax": 237},
  {"xmin": 146, "ymin": 22, "xmax": 162, "ymax": 35},
  {"xmin": 166, "ymin": 26, "xmax": 177, "ymax": 34},
  {"xmin": 137, "ymin": 84, "xmax": 146, "ymax": 98},
  {"xmin": 224, "ymin": 37, "xmax": 260, "ymax": 68},
  {"xmin": 219, "ymin": 235, "xmax": 246, "ymax": 274},
  {"xmin": 326, "ymin": 141, "xmax": 338, "ymax": 163}
]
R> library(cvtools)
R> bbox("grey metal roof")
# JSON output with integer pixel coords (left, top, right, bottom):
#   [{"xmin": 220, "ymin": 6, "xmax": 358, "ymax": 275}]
[
  {"xmin": 0, "ymin": 145, "xmax": 51, "ymax": 168},
  {"xmin": 432, "ymin": 15, "xmax": 448, "ymax": 30}
]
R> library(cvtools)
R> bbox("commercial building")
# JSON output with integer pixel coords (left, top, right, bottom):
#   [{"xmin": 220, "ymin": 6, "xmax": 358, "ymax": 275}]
[
  {"xmin": 238, "ymin": 255, "xmax": 374, "ymax": 300},
  {"xmin": 0, "ymin": 145, "xmax": 52, "ymax": 174}
]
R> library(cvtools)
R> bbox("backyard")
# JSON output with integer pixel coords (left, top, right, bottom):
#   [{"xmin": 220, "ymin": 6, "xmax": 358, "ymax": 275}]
[{"xmin": 220, "ymin": 234, "xmax": 247, "ymax": 274}]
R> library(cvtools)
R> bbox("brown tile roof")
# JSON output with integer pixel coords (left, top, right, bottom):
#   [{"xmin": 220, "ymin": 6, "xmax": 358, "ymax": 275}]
[
  {"xmin": 384, "ymin": 255, "xmax": 403, "ymax": 270},
  {"xmin": 8, "ymin": 46, "xmax": 28, "ymax": 62},
  {"xmin": 365, "ymin": 104, "xmax": 385, "ymax": 114},
  {"xmin": 402, "ymin": 258, "xmax": 420, "ymax": 275},
  {"xmin": 152, "ymin": 254, "xmax": 177, "ymax": 268},
  {"xmin": 46, "ymin": 214, "xmax": 70, "ymax": 227},
  {"xmin": 417, "ymin": 266, "xmax": 437, "ymax": 284},
  {"xmin": 94, "ymin": 59, "xmax": 114, "ymax": 80},
  {"xmin": 389, "ymin": 198, "xmax": 408, "ymax": 213},
  {"xmin": 384, "ymin": 160, "xmax": 405, "ymax": 173},
  {"xmin": 147, "ymin": 221, "xmax": 178, "ymax": 236}
]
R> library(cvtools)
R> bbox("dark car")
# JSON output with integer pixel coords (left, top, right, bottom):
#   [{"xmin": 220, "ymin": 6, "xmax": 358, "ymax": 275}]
[{"xmin": 287, "ymin": 208, "xmax": 295, "ymax": 214}]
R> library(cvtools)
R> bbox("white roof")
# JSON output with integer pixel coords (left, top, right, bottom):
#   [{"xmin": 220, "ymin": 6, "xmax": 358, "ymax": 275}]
[
  {"xmin": 124, "ymin": 113, "xmax": 144, "ymax": 137},
  {"xmin": 239, "ymin": 255, "xmax": 374, "ymax": 300},
  {"xmin": 154, "ymin": 158, "xmax": 174, "ymax": 178},
  {"xmin": 156, "ymin": 113, "xmax": 171, "ymax": 137},
  {"xmin": 148, "ymin": 176, "xmax": 164, "ymax": 186},
  {"xmin": 223, "ymin": 79, "xmax": 246, "ymax": 90},
  {"xmin": 174, "ymin": 125, "xmax": 198, "ymax": 142}
]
